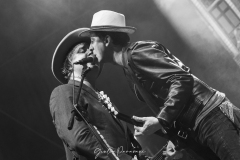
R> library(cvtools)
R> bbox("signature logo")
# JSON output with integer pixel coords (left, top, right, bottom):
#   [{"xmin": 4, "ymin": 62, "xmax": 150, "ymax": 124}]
[{"xmin": 94, "ymin": 146, "xmax": 146, "ymax": 159}]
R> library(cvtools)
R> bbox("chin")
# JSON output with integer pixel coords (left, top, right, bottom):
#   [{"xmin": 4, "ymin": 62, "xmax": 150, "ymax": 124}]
[
  {"xmin": 87, "ymin": 63, "xmax": 97, "ymax": 68},
  {"xmin": 89, "ymin": 65, "xmax": 100, "ymax": 71}
]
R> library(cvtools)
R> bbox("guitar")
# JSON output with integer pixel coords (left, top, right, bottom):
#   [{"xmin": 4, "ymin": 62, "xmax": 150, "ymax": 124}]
[
  {"xmin": 97, "ymin": 91, "xmax": 166, "ymax": 137},
  {"xmin": 97, "ymin": 91, "xmax": 168, "ymax": 160},
  {"xmin": 97, "ymin": 91, "xmax": 220, "ymax": 160}
]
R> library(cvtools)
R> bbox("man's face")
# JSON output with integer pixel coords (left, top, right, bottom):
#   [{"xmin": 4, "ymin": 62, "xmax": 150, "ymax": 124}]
[
  {"xmin": 89, "ymin": 33, "xmax": 106, "ymax": 64},
  {"xmin": 71, "ymin": 43, "xmax": 100, "ymax": 75}
]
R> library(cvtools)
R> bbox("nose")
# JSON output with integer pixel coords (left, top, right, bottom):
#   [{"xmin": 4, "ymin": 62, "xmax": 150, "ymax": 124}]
[
  {"xmin": 85, "ymin": 49, "xmax": 92, "ymax": 57},
  {"xmin": 89, "ymin": 45, "xmax": 94, "ymax": 51}
]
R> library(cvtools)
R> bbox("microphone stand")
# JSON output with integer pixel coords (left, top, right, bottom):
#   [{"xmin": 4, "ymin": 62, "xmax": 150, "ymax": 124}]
[
  {"xmin": 70, "ymin": 67, "xmax": 120, "ymax": 160},
  {"xmin": 75, "ymin": 67, "xmax": 91, "ymax": 106}
]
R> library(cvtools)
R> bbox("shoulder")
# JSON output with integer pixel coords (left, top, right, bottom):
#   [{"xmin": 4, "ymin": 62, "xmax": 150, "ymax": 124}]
[
  {"xmin": 51, "ymin": 84, "xmax": 68, "ymax": 93},
  {"xmin": 50, "ymin": 84, "xmax": 72, "ymax": 98},
  {"xmin": 129, "ymin": 40, "xmax": 169, "ymax": 53},
  {"xmin": 127, "ymin": 40, "xmax": 170, "ymax": 66},
  {"xmin": 127, "ymin": 40, "xmax": 170, "ymax": 62},
  {"xmin": 49, "ymin": 84, "xmax": 73, "ymax": 111}
]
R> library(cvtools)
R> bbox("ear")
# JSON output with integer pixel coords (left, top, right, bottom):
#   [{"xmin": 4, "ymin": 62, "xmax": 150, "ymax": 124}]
[{"xmin": 104, "ymin": 35, "xmax": 111, "ymax": 47}]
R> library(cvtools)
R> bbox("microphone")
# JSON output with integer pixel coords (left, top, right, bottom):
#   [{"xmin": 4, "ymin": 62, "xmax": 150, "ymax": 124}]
[{"xmin": 73, "ymin": 56, "xmax": 95, "ymax": 65}]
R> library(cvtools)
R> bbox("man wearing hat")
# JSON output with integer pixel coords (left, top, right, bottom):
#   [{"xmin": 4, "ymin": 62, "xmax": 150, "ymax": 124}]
[
  {"xmin": 80, "ymin": 10, "xmax": 240, "ymax": 160},
  {"xmin": 50, "ymin": 28, "xmax": 142, "ymax": 160}
]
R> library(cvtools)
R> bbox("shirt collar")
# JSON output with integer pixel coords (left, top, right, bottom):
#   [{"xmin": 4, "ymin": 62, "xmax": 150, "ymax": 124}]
[{"xmin": 68, "ymin": 79, "xmax": 99, "ymax": 99}]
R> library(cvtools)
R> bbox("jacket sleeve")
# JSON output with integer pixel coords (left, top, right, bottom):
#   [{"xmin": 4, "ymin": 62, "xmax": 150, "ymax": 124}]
[
  {"xmin": 129, "ymin": 41, "xmax": 194, "ymax": 126},
  {"xmin": 50, "ymin": 86, "xmax": 132, "ymax": 160}
]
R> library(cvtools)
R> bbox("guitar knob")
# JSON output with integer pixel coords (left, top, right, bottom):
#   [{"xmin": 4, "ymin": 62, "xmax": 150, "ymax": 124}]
[
  {"xmin": 107, "ymin": 103, "xmax": 112, "ymax": 109},
  {"xmin": 110, "ymin": 107, "xmax": 115, "ymax": 112},
  {"xmin": 114, "ymin": 110, "xmax": 118, "ymax": 115},
  {"xmin": 103, "ymin": 94, "xmax": 107, "ymax": 99}
]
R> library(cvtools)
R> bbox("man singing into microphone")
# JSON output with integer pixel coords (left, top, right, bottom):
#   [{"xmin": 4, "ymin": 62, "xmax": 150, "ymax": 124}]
[{"xmin": 49, "ymin": 28, "xmax": 143, "ymax": 160}]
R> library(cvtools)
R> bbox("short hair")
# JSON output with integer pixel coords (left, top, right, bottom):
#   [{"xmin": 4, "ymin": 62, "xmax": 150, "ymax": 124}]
[
  {"xmin": 62, "ymin": 42, "xmax": 89, "ymax": 80},
  {"xmin": 92, "ymin": 31, "xmax": 130, "ymax": 47}
]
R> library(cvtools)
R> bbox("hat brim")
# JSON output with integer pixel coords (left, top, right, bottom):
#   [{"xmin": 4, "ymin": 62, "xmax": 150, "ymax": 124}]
[
  {"xmin": 51, "ymin": 28, "xmax": 90, "ymax": 84},
  {"xmin": 80, "ymin": 26, "xmax": 136, "ymax": 37}
]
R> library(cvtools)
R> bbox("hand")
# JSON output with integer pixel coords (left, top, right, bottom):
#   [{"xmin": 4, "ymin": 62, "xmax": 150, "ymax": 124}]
[
  {"xmin": 133, "ymin": 116, "xmax": 162, "ymax": 137},
  {"xmin": 132, "ymin": 155, "xmax": 138, "ymax": 160},
  {"xmin": 131, "ymin": 155, "xmax": 150, "ymax": 160},
  {"xmin": 163, "ymin": 141, "xmax": 183, "ymax": 160}
]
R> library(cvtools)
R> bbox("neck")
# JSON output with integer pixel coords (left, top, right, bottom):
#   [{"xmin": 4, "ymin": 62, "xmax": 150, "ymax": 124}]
[{"xmin": 112, "ymin": 46, "xmax": 124, "ymax": 66}]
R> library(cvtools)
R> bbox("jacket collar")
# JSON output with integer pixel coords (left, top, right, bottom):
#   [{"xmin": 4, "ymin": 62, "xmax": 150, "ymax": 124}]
[{"xmin": 68, "ymin": 79, "xmax": 99, "ymax": 99}]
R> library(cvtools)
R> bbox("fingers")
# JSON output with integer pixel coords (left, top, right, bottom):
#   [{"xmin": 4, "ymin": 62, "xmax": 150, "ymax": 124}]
[
  {"xmin": 134, "ymin": 125, "xmax": 145, "ymax": 137},
  {"xmin": 132, "ymin": 116, "xmax": 146, "ymax": 122},
  {"xmin": 167, "ymin": 141, "xmax": 175, "ymax": 151},
  {"xmin": 133, "ymin": 116, "xmax": 147, "ymax": 137},
  {"xmin": 163, "ymin": 149, "xmax": 183, "ymax": 160},
  {"xmin": 132, "ymin": 155, "xmax": 138, "ymax": 160},
  {"xmin": 134, "ymin": 122, "xmax": 150, "ymax": 137},
  {"xmin": 133, "ymin": 116, "xmax": 160, "ymax": 136}
]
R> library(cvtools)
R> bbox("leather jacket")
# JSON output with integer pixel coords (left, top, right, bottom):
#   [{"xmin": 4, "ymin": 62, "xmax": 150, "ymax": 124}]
[{"xmin": 122, "ymin": 41, "xmax": 223, "ymax": 130}]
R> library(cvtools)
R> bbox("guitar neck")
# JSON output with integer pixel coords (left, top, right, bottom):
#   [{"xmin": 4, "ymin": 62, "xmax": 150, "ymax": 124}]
[
  {"xmin": 150, "ymin": 144, "xmax": 167, "ymax": 160},
  {"xmin": 116, "ymin": 113, "xmax": 142, "ymax": 126}
]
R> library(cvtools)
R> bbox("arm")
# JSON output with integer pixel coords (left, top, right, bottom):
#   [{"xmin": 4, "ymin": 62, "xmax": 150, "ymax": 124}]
[{"xmin": 130, "ymin": 42, "xmax": 194, "ymax": 126}]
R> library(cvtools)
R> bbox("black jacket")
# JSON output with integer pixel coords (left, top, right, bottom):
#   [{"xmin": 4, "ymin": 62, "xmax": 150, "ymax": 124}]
[{"xmin": 50, "ymin": 80, "xmax": 133, "ymax": 160}]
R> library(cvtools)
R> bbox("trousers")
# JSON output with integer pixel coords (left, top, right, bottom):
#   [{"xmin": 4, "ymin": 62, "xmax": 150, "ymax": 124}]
[{"xmin": 196, "ymin": 99, "xmax": 240, "ymax": 160}]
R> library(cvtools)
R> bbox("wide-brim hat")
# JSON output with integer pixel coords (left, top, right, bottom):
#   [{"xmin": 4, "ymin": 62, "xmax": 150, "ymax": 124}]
[
  {"xmin": 51, "ymin": 28, "xmax": 90, "ymax": 84},
  {"xmin": 80, "ymin": 10, "xmax": 136, "ymax": 37}
]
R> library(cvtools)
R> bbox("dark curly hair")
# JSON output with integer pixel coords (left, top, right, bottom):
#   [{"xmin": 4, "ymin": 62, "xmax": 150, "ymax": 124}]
[
  {"xmin": 62, "ymin": 42, "xmax": 90, "ymax": 80},
  {"xmin": 93, "ymin": 31, "xmax": 130, "ymax": 47}
]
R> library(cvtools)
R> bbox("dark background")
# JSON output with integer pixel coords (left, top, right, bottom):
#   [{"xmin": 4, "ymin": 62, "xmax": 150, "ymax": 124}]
[{"xmin": 0, "ymin": 0, "xmax": 239, "ymax": 159}]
